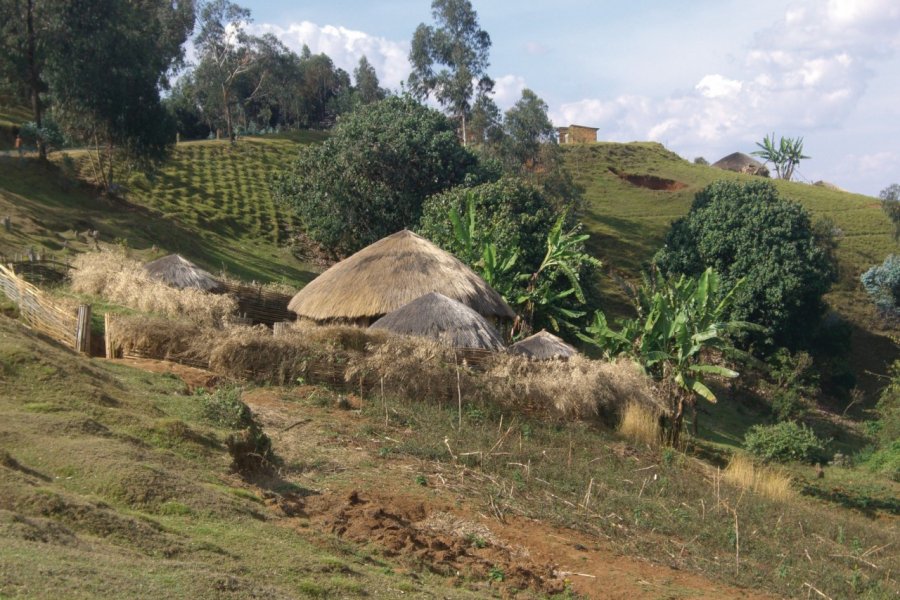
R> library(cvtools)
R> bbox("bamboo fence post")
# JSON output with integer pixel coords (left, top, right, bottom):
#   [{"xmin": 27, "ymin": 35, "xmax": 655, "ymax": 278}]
[{"xmin": 75, "ymin": 304, "xmax": 92, "ymax": 354}]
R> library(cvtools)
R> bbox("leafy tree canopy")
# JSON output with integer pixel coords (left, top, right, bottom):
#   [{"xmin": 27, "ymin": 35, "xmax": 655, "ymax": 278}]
[
  {"xmin": 272, "ymin": 95, "xmax": 480, "ymax": 258},
  {"xmin": 751, "ymin": 133, "xmax": 809, "ymax": 181},
  {"xmin": 407, "ymin": 0, "xmax": 493, "ymax": 144},
  {"xmin": 880, "ymin": 183, "xmax": 900, "ymax": 241},
  {"xmin": 654, "ymin": 180, "xmax": 836, "ymax": 349}
]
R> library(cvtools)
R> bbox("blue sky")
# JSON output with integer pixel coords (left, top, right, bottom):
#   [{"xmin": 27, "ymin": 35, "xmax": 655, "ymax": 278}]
[{"xmin": 242, "ymin": 0, "xmax": 900, "ymax": 196}]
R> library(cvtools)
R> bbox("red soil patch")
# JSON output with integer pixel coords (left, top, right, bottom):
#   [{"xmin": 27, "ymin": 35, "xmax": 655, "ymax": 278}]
[
  {"xmin": 613, "ymin": 169, "xmax": 688, "ymax": 191},
  {"xmin": 113, "ymin": 357, "xmax": 219, "ymax": 391}
]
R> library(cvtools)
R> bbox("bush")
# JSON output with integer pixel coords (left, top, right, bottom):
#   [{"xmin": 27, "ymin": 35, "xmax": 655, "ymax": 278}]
[
  {"xmin": 200, "ymin": 387, "xmax": 251, "ymax": 429},
  {"xmin": 419, "ymin": 177, "xmax": 559, "ymax": 277},
  {"xmin": 272, "ymin": 96, "xmax": 480, "ymax": 257},
  {"xmin": 744, "ymin": 421, "xmax": 826, "ymax": 463},
  {"xmin": 654, "ymin": 180, "xmax": 837, "ymax": 349},
  {"xmin": 860, "ymin": 254, "xmax": 900, "ymax": 317}
]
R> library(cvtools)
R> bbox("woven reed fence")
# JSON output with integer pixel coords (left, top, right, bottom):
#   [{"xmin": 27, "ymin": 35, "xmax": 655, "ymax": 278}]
[
  {"xmin": 0, "ymin": 263, "xmax": 90, "ymax": 352},
  {"xmin": 220, "ymin": 282, "xmax": 295, "ymax": 326}
]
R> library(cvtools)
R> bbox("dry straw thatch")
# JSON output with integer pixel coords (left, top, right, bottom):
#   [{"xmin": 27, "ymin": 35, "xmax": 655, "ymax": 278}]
[
  {"xmin": 288, "ymin": 230, "xmax": 514, "ymax": 324},
  {"xmin": 370, "ymin": 292, "xmax": 505, "ymax": 351},
  {"xmin": 144, "ymin": 254, "xmax": 223, "ymax": 292},
  {"xmin": 110, "ymin": 314, "xmax": 661, "ymax": 424},
  {"xmin": 70, "ymin": 250, "xmax": 237, "ymax": 326},
  {"xmin": 711, "ymin": 152, "xmax": 769, "ymax": 177},
  {"xmin": 508, "ymin": 329, "xmax": 577, "ymax": 360},
  {"xmin": 480, "ymin": 354, "xmax": 660, "ymax": 423}
]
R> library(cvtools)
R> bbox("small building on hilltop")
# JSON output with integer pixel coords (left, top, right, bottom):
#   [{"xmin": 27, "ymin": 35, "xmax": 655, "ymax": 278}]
[
  {"xmin": 557, "ymin": 125, "xmax": 599, "ymax": 144},
  {"xmin": 288, "ymin": 230, "xmax": 514, "ymax": 326},
  {"xmin": 370, "ymin": 292, "xmax": 505, "ymax": 351},
  {"xmin": 508, "ymin": 329, "xmax": 577, "ymax": 360},
  {"xmin": 144, "ymin": 254, "xmax": 223, "ymax": 292}
]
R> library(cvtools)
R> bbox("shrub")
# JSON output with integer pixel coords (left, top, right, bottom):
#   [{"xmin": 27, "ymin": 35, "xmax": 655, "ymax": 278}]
[
  {"xmin": 200, "ymin": 387, "xmax": 251, "ymax": 429},
  {"xmin": 419, "ymin": 178, "xmax": 558, "ymax": 278},
  {"xmin": 654, "ymin": 180, "xmax": 837, "ymax": 349},
  {"xmin": 743, "ymin": 421, "xmax": 826, "ymax": 463},
  {"xmin": 880, "ymin": 183, "xmax": 900, "ymax": 240},
  {"xmin": 860, "ymin": 254, "xmax": 900, "ymax": 317},
  {"xmin": 272, "ymin": 96, "xmax": 480, "ymax": 257}
]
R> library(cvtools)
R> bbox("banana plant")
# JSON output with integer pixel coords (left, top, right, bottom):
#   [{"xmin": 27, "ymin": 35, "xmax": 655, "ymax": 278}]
[{"xmin": 580, "ymin": 268, "xmax": 762, "ymax": 442}]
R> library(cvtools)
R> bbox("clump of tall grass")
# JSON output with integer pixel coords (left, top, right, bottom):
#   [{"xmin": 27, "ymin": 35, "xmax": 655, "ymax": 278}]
[
  {"xmin": 71, "ymin": 250, "xmax": 237, "ymax": 326},
  {"xmin": 481, "ymin": 354, "xmax": 660, "ymax": 424},
  {"xmin": 618, "ymin": 402, "xmax": 662, "ymax": 447},
  {"xmin": 724, "ymin": 453, "xmax": 794, "ymax": 502}
]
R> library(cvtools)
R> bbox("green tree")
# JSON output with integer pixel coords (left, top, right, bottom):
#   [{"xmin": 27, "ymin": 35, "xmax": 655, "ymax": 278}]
[
  {"xmin": 580, "ymin": 268, "xmax": 758, "ymax": 443},
  {"xmin": 353, "ymin": 55, "xmax": 385, "ymax": 105},
  {"xmin": 502, "ymin": 88, "xmax": 556, "ymax": 169},
  {"xmin": 861, "ymin": 254, "xmax": 900, "ymax": 317},
  {"xmin": 272, "ymin": 96, "xmax": 479, "ymax": 257},
  {"xmin": 879, "ymin": 183, "xmax": 900, "ymax": 241},
  {"xmin": 751, "ymin": 133, "xmax": 809, "ymax": 180},
  {"xmin": 48, "ymin": 0, "xmax": 194, "ymax": 189},
  {"xmin": 195, "ymin": 0, "xmax": 254, "ymax": 141},
  {"xmin": 0, "ymin": 0, "xmax": 50, "ymax": 158},
  {"xmin": 654, "ymin": 180, "xmax": 836, "ymax": 349},
  {"xmin": 407, "ymin": 0, "xmax": 493, "ymax": 145}
]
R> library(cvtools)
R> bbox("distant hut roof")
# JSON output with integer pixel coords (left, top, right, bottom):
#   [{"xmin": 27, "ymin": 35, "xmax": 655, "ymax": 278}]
[
  {"xmin": 508, "ymin": 330, "xmax": 577, "ymax": 360},
  {"xmin": 144, "ymin": 254, "xmax": 223, "ymax": 292},
  {"xmin": 288, "ymin": 230, "xmax": 514, "ymax": 322},
  {"xmin": 711, "ymin": 152, "xmax": 769, "ymax": 177},
  {"xmin": 370, "ymin": 292, "xmax": 506, "ymax": 351}
]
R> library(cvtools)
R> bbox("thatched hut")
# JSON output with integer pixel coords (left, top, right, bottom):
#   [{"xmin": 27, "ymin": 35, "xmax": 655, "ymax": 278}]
[
  {"xmin": 144, "ymin": 254, "xmax": 223, "ymax": 292},
  {"xmin": 370, "ymin": 292, "xmax": 505, "ymax": 351},
  {"xmin": 288, "ymin": 230, "xmax": 514, "ymax": 325},
  {"xmin": 508, "ymin": 330, "xmax": 577, "ymax": 360},
  {"xmin": 711, "ymin": 152, "xmax": 769, "ymax": 177}
]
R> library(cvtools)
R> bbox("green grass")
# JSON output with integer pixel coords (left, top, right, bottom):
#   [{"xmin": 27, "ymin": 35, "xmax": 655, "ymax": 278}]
[
  {"xmin": 0, "ymin": 138, "xmax": 319, "ymax": 286},
  {"xmin": 0, "ymin": 316, "xmax": 490, "ymax": 599}
]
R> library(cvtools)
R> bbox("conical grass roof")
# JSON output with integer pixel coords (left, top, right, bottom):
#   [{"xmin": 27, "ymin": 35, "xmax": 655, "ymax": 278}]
[
  {"xmin": 370, "ymin": 292, "xmax": 506, "ymax": 351},
  {"xmin": 508, "ymin": 329, "xmax": 578, "ymax": 360},
  {"xmin": 711, "ymin": 152, "xmax": 769, "ymax": 176},
  {"xmin": 288, "ymin": 230, "xmax": 514, "ymax": 322},
  {"xmin": 144, "ymin": 254, "xmax": 223, "ymax": 292}
]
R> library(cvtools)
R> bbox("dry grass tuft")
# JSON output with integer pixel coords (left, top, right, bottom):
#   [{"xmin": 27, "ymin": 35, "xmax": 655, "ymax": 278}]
[
  {"xmin": 71, "ymin": 250, "xmax": 237, "ymax": 326},
  {"xmin": 724, "ymin": 453, "xmax": 795, "ymax": 502},
  {"xmin": 482, "ymin": 354, "xmax": 659, "ymax": 423},
  {"xmin": 111, "ymin": 316, "xmax": 213, "ymax": 365},
  {"xmin": 618, "ymin": 403, "xmax": 662, "ymax": 448},
  {"xmin": 345, "ymin": 334, "xmax": 472, "ymax": 402}
]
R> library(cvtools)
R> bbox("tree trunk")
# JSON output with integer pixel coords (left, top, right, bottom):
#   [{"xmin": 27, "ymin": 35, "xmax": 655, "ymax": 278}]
[
  {"xmin": 222, "ymin": 84, "xmax": 233, "ymax": 141},
  {"xmin": 669, "ymin": 396, "xmax": 685, "ymax": 446},
  {"xmin": 25, "ymin": 0, "xmax": 45, "ymax": 160},
  {"xmin": 461, "ymin": 111, "xmax": 467, "ymax": 146}
]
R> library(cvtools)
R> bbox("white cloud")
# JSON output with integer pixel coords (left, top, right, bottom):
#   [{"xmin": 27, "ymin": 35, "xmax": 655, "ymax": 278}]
[
  {"xmin": 252, "ymin": 21, "xmax": 410, "ymax": 90},
  {"xmin": 551, "ymin": 0, "xmax": 900, "ymax": 180},
  {"xmin": 493, "ymin": 74, "xmax": 527, "ymax": 109}
]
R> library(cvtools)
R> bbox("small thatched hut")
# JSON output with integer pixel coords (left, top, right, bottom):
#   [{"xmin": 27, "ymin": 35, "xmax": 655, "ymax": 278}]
[
  {"xmin": 711, "ymin": 152, "xmax": 769, "ymax": 177},
  {"xmin": 370, "ymin": 292, "xmax": 505, "ymax": 351},
  {"xmin": 144, "ymin": 254, "xmax": 223, "ymax": 292},
  {"xmin": 288, "ymin": 230, "xmax": 514, "ymax": 325},
  {"xmin": 508, "ymin": 330, "xmax": 577, "ymax": 360}
]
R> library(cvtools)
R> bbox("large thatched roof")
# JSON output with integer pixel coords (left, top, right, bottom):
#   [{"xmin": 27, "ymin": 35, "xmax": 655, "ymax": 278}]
[
  {"xmin": 370, "ymin": 292, "xmax": 506, "ymax": 351},
  {"xmin": 711, "ymin": 152, "xmax": 769, "ymax": 177},
  {"xmin": 144, "ymin": 254, "xmax": 223, "ymax": 292},
  {"xmin": 288, "ymin": 230, "xmax": 514, "ymax": 322},
  {"xmin": 508, "ymin": 330, "xmax": 578, "ymax": 360}
]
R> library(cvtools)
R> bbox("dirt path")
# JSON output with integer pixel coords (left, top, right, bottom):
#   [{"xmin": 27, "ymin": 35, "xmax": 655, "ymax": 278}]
[{"xmin": 120, "ymin": 358, "xmax": 779, "ymax": 599}]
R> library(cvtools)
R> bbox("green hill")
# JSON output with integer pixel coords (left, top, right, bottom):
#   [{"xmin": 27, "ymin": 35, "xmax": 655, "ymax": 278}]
[
  {"xmin": 0, "ymin": 136, "xmax": 321, "ymax": 286},
  {"xmin": 563, "ymin": 142, "xmax": 898, "ymax": 394}
]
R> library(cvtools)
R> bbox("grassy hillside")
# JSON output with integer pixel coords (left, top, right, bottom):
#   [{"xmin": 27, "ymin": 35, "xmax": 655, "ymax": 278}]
[
  {"xmin": 563, "ymin": 142, "xmax": 898, "ymax": 394},
  {"xmin": 0, "ymin": 136, "xmax": 320, "ymax": 286}
]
